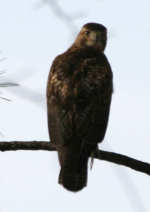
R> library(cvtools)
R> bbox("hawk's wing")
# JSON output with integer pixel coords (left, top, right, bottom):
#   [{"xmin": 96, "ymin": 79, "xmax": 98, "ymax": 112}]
[
  {"xmin": 72, "ymin": 57, "xmax": 113, "ymax": 145},
  {"xmin": 47, "ymin": 54, "xmax": 113, "ymax": 148}
]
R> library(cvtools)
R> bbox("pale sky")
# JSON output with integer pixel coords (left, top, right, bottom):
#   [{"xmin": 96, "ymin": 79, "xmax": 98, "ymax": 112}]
[{"xmin": 0, "ymin": 0, "xmax": 150, "ymax": 211}]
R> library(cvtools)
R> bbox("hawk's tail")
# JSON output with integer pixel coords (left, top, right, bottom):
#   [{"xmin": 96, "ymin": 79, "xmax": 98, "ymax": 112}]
[{"xmin": 58, "ymin": 149, "xmax": 89, "ymax": 192}]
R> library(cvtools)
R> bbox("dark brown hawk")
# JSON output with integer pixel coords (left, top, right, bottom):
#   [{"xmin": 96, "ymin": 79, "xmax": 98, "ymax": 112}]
[{"xmin": 47, "ymin": 23, "xmax": 113, "ymax": 192}]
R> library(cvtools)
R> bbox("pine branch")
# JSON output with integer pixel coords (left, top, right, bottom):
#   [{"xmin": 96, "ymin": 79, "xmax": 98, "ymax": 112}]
[{"xmin": 0, "ymin": 141, "xmax": 150, "ymax": 176}]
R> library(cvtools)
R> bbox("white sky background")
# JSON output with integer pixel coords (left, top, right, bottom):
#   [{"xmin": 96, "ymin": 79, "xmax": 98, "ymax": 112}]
[{"xmin": 0, "ymin": 0, "xmax": 150, "ymax": 211}]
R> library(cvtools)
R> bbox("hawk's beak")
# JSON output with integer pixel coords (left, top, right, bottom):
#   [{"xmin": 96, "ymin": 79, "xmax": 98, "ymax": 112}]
[
  {"xmin": 87, "ymin": 32, "xmax": 97, "ymax": 46},
  {"xmin": 89, "ymin": 31, "xmax": 97, "ymax": 42}
]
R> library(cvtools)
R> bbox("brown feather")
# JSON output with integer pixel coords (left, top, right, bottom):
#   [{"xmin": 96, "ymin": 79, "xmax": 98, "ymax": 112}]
[{"xmin": 47, "ymin": 23, "xmax": 113, "ymax": 192}]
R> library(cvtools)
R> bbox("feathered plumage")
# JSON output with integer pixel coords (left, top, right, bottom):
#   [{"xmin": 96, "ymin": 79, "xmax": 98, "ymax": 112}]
[{"xmin": 47, "ymin": 23, "xmax": 113, "ymax": 192}]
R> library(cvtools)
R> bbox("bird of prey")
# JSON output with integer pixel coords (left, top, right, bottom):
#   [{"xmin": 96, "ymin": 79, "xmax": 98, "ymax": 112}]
[{"xmin": 47, "ymin": 23, "xmax": 113, "ymax": 192}]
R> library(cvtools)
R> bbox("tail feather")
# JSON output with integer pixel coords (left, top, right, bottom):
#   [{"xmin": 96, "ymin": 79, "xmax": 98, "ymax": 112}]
[{"xmin": 58, "ymin": 150, "xmax": 89, "ymax": 192}]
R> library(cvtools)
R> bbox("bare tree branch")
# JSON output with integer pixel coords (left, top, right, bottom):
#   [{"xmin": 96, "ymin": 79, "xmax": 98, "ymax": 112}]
[
  {"xmin": 39, "ymin": 0, "xmax": 80, "ymax": 35},
  {"xmin": 0, "ymin": 141, "xmax": 150, "ymax": 176},
  {"xmin": 95, "ymin": 149, "xmax": 150, "ymax": 175},
  {"xmin": 0, "ymin": 141, "xmax": 56, "ymax": 151},
  {"xmin": 0, "ymin": 96, "xmax": 11, "ymax": 101}
]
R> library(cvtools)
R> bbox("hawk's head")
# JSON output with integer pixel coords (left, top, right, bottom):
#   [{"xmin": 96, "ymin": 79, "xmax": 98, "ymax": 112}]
[{"xmin": 75, "ymin": 23, "xmax": 107, "ymax": 52}]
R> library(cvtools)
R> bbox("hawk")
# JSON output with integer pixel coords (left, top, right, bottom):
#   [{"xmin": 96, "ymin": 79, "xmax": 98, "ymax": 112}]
[{"xmin": 47, "ymin": 23, "xmax": 113, "ymax": 192}]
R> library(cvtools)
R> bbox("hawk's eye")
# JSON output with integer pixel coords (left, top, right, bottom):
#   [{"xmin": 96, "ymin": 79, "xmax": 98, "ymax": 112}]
[{"xmin": 84, "ymin": 30, "xmax": 90, "ymax": 35}]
